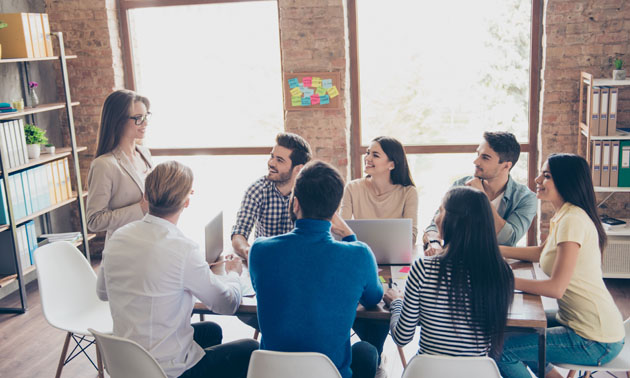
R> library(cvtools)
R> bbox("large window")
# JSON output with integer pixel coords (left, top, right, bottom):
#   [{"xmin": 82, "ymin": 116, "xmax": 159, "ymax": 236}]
[
  {"xmin": 124, "ymin": 1, "xmax": 283, "ymax": 149},
  {"xmin": 350, "ymin": 0, "xmax": 541, "ymax": 244}
]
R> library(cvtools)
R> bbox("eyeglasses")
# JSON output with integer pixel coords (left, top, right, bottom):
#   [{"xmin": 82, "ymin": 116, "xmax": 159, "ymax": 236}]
[{"xmin": 129, "ymin": 112, "xmax": 152, "ymax": 125}]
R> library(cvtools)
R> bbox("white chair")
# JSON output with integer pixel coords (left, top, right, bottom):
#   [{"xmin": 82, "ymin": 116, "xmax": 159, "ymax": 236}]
[
  {"xmin": 401, "ymin": 354, "xmax": 502, "ymax": 378},
  {"xmin": 246, "ymin": 349, "xmax": 342, "ymax": 378},
  {"xmin": 89, "ymin": 328, "xmax": 167, "ymax": 378},
  {"xmin": 556, "ymin": 317, "xmax": 630, "ymax": 378},
  {"xmin": 34, "ymin": 241, "xmax": 113, "ymax": 378}
]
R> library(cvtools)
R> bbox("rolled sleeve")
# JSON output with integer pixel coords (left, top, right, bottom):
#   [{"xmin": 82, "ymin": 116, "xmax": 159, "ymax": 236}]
[
  {"xmin": 497, "ymin": 189, "xmax": 537, "ymax": 246},
  {"xmin": 231, "ymin": 181, "xmax": 263, "ymax": 239}
]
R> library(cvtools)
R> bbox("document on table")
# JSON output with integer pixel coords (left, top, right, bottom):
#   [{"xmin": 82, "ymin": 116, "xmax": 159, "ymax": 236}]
[{"xmin": 513, "ymin": 269, "xmax": 534, "ymax": 280}]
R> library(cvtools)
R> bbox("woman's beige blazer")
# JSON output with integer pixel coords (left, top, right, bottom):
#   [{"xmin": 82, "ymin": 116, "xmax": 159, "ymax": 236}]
[{"xmin": 87, "ymin": 145, "xmax": 153, "ymax": 242}]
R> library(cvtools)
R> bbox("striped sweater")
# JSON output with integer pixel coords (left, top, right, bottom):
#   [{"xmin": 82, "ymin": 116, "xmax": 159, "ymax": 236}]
[{"xmin": 389, "ymin": 257, "xmax": 490, "ymax": 356}]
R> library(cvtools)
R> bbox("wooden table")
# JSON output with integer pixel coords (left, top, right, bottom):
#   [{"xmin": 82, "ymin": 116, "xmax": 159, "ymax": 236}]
[{"xmin": 196, "ymin": 258, "xmax": 547, "ymax": 376}]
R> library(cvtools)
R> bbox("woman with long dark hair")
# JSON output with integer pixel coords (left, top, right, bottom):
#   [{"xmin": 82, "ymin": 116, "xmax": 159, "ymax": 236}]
[
  {"xmin": 497, "ymin": 154, "xmax": 624, "ymax": 378},
  {"xmin": 87, "ymin": 90, "xmax": 153, "ymax": 242},
  {"xmin": 339, "ymin": 136, "xmax": 418, "ymax": 243},
  {"xmin": 384, "ymin": 186, "xmax": 514, "ymax": 359}
]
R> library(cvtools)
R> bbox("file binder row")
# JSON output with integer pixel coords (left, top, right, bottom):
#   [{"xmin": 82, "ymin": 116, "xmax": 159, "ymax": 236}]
[
  {"xmin": 591, "ymin": 140, "xmax": 630, "ymax": 187},
  {"xmin": 0, "ymin": 13, "xmax": 54, "ymax": 58},
  {"xmin": 0, "ymin": 158, "xmax": 74, "ymax": 225},
  {"xmin": 0, "ymin": 119, "xmax": 30, "ymax": 169},
  {"xmin": 589, "ymin": 86, "xmax": 619, "ymax": 136},
  {"xmin": 0, "ymin": 221, "xmax": 37, "ymax": 275}
]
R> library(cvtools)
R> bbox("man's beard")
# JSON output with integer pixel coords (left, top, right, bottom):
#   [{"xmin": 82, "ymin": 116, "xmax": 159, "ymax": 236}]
[{"xmin": 268, "ymin": 170, "xmax": 291, "ymax": 185}]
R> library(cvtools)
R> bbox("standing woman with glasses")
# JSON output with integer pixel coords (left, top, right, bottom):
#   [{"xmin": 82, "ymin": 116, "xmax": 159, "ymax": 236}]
[{"xmin": 87, "ymin": 90, "xmax": 153, "ymax": 242}]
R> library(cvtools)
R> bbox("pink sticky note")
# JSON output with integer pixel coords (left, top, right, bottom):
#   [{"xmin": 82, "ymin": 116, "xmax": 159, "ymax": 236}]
[
  {"xmin": 311, "ymin": 94, "xmax": 320, "ymax": 105},
  {"xmin": 399, "ymin": 266, "xmax": 410, "ymax": 274},
  {"xmin": 303, "ymin": 77, "xmax": 312, "ymax": 87}
]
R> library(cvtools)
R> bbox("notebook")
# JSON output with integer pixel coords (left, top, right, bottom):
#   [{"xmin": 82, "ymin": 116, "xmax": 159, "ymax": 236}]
[{"xmin": 205, "ymin": 211, "xmax": 223, "ymax": 264}]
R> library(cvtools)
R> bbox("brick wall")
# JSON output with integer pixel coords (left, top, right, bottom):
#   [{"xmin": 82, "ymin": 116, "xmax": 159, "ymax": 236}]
[
  {"xmin": 278, "ymin": 0, "xmax": 350, "ymax": 179},
  {"xmin": 45, "ymin": 0, "xmax": 125, "ymax": 253},
  {"xmin": 539, "ymin": 0, "xmax": 630, "ymax": 237}
]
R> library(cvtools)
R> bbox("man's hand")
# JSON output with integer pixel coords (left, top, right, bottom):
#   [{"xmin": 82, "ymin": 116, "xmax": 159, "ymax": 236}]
[
  {"xmin": 383, "ymin": 287, "xmax": 403, "ymax": 306},
  {"xmin": 465, "ymin": 177, "xmax": 486, "ymax": 195},
  {"xmin": 231, "ymin": 234, "xmax": 250, "ymax": 260},
  {"xmin": 331, "ymin": 213, "xmax": 354, "ymax": 239},
  {"xmin": 224, "ymin": 254, "xmax": 243, "ymax": 275}
]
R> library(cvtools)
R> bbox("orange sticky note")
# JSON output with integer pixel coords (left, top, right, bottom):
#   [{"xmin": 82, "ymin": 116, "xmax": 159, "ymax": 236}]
[{"xmin": 399, "ymin": 266, "xmax": 410, "ymax": 274}]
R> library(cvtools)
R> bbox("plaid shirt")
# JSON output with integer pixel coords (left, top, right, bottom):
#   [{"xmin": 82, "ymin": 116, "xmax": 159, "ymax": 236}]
[{"xmin": 231, "ymin": 176, "xmax": 293, "ymax": 240}]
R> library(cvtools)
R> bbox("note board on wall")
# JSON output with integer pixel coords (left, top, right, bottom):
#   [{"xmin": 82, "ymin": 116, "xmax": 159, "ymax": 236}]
[{"xmin": 283, "ymin": 72, "xmax": 341, "ymax": 110}]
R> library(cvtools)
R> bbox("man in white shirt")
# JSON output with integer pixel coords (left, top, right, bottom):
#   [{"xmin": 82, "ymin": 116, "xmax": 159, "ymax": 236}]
[{"xmin": 97, "ymin": 161, "xmax": 258, "ymax": 378}]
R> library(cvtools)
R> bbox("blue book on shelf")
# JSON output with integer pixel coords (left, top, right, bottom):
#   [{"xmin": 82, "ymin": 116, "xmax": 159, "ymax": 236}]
[
  {"xmin": 26, "ymin": 221, "xmax": 37, "ymax": 265},
  {"xmin": 37, "ymin": 166, "xmax": 51, "ymax": 209},
  {"xmin": 0, "ymin": 178, "xmax": 8, "ymax": 225},
  {"xmin": 26, "ymin": 168, "xmax": 39, "ymax": 212},
  {"xmin": 21, "ymin": 171, "xmax": 33, "ymax": 216}
]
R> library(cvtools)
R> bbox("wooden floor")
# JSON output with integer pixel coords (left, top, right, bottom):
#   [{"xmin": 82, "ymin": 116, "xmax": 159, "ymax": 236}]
[{"xmin": 1, "ymin": 268, "xmax": 629, "ymax": 378}]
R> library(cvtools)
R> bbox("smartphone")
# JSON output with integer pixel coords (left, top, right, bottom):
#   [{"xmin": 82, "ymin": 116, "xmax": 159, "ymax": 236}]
[{"xmin": 601, "ymin": 217, "xmax": 626, "ymax": 226}]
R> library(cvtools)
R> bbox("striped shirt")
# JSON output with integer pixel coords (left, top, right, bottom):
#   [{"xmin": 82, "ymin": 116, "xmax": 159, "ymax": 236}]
[
  {"xmin": 231, "ymin": 176, "xmax": 293, "ymax": 240},
  {"xmin": 389, "ymin": 257, "xmax": 490, "ymax": 356}
]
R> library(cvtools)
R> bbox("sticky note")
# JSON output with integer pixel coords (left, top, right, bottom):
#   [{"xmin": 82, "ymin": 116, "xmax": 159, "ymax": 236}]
[
  {"xmin": 302, "ymin": 88, "xmax": 314, "ymax": 97},
  {"xmin": 302, "ymin": 76, "xmax": 312, "ymax": 87},
  {"xmin": 327, "ymin": 86, "xmax": 339, "ymax": 98},
  {"xmin": 378, "ymin": 268, "xmax": 383, "ymax": 273},
  {"xmin": 288, "ymin": 78, "xmax": 299, "ymax": 88},
  {"xmin": 315, "ymin": 87, "xmax": 327, "ymax": 96},
  {"xmin": 320, "ymin": 94, "xmax": 330, "ymax": 105},
  {"xmin": 299, "ymin": 83, "xmax": 305, "ymax": 90},
  {"xmin": 312, "ymin": 77, "xmax": 322, "ymax": 87},
  {"xmin": 399, "ymin": 266, "xmax": 410, "ymax": 274},
  {"xmin": 301, "ymin": 97, "xmax": 311, "ymax": 106},
  {"xmin": 290, "ymin": 87, "xmax": 302, "ymax": 97},
  {"xmin": 379, "ymin": 276, "xmax": 386, "ymax": 284},
  {"xmin": 291, "ymin": 96, "xmax": 302, "ymax": 106},
  {"xmin": 311, "ymin": 94, "xmax": 320, "ymax": 105},
  {"xmin": 322, "ymin": 79, "xmax": 333, "ymax": 89}
]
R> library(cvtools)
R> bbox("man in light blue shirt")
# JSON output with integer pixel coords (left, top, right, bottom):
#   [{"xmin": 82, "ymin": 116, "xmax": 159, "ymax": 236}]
[{"xmin": 423, "ymin": 131, "xmax": 536, "ymax": 254}]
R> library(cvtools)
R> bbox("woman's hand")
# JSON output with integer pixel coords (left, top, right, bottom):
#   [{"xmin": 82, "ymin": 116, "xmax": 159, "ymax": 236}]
[{"xmin": 383, "ymin": 287, "xmax": 403, "ymax": 306}]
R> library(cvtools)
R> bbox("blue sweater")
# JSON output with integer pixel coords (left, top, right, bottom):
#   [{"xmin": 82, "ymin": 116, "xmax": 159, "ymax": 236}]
[{"xmin": 249, "ymin": 219, "xmax": 383, "ymax": 378}]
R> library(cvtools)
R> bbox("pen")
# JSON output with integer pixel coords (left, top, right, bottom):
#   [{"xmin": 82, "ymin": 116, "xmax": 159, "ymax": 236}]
[
  {"xmin": 209, "ymin": 256, "xmax": 246, "ymax": 267},
  {"xmin": 388, "ymin": 278, "xmax": 392, "ymax": 289}
]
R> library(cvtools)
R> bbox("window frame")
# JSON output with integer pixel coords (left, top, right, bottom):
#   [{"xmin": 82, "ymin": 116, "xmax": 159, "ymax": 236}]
[{"xmin": 347, "ymin": 0, "xmax": 543, "ymax": 245}]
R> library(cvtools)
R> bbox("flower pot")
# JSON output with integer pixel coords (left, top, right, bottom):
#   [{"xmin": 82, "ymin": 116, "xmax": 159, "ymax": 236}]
[
  {"xmin": 42, "ymin": 145, "xmax": 55, "ymax": 154},
  {"xmin": 26, "ymin": 144, "xmax": 40, "ymax": 159},
  {"xmin": 613, "ymin": 70, "xmax": 626, "ymax": 80}
]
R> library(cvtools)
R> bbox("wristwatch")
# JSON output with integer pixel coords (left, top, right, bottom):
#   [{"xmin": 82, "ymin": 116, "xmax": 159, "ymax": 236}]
[{"xmin": 423, "ymin": 239, "xmax": 441, "ymax": 250}]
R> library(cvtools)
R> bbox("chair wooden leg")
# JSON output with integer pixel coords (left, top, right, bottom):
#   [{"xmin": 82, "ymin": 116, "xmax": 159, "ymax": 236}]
[
  {"xmin": 55, "ymin": 332, "xmax": 72, "ymax": 378},
  {"xmin": 96, "ymin": 342, "xmax": 104, "ymax": 378},
  {"xmin": 397, "ymin": 346, "xmax": 407, "ymax": 368},
  {"xmin": 253, "ymin": 330, "xmax": 260, "ymax": 340},
  {"xmin": 566, "ymin": 370, "xmax": 576, "ymax": 378},
  {"xmin": 583, "ymin": 372, "xmax": 591, "ymax": 378}
]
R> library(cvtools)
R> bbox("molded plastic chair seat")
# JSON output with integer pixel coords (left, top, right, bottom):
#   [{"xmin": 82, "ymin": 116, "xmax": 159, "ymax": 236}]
[
  {"xmin": 556, "ymin": 317, "xmax": 630, "ymax": 378},
  {"xmin": 246, "ymin": 349, "xmax": 342, "ymax": 378},
  {"xmin": 401, "ymin": 354, "xmax": 502, "ymax": 378},
  {"xmin": 89, "ymin": 328, "xmax": 167, "ymax": 378},
  {"xmin": 34, "ymin": 241, "xmax": 113, "ymax": 377}
]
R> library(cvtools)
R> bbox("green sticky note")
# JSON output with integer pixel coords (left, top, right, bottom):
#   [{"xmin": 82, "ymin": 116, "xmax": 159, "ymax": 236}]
[
  {"xmin": 379, "ymin": 276, "xmax": 386, "ymax": 283},
  {"xmin": 291, "ymin": 96, "xmax": 302, "ymax": 106},
  {"xmin": 315, "ymin": 87, "xmax": 327, "ymax": 96}
]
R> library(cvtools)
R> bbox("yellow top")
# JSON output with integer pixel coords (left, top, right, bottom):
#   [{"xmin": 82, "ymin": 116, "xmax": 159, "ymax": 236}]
[
  {"xmin": 540, "ymin": 202, "xmax": 624, "ymax": 343},
  {"xmin": 340, "ymin": 178, "xmax": 418, "ymax": 244}
]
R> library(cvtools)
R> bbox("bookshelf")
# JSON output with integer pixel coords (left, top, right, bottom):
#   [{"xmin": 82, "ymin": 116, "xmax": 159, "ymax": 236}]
[
  {"xmin": 0, "ymin": 32, "xmax": 90, "ymax": 313},
  {"xmin": 578, "ymin": 72, "xmax": 630, "ymax": 278}
]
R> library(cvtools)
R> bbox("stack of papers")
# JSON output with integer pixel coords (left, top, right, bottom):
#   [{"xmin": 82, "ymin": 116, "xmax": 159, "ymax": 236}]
[{"xmin": 38, "ymin": 232, "xmax": 81, "ymax": 243}]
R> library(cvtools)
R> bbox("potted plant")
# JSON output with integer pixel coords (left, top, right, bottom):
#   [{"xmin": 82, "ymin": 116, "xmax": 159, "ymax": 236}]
[
  {"xmin": 0, "ymin": 21, "xmax": 7, "ymax": 59},
  {"xmin": 42, "ymin": 143, "xmax": 55, "ymax": 154},
  {"xmin": 613, "ymin": 58, "xmax": 626, "ymax": 80},
  {"xmin": 24, "ymin": 123, "xmax": 48, "ymax": 159}
]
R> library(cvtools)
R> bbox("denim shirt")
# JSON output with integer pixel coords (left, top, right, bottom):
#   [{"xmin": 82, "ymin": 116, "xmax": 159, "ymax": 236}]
[{"xmin": 425, "ymin": 175, "xmax": 536, "ymax": 246}]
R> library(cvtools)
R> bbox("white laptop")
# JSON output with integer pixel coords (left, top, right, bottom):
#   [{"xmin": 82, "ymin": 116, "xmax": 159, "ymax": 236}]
[
  {"xmin": 342, "ymin": 219, "xmax": 413, "ymax": 265},
  {"xmin": 205, "ymin": 211, "xmax": 223, "ymax": 264}
]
